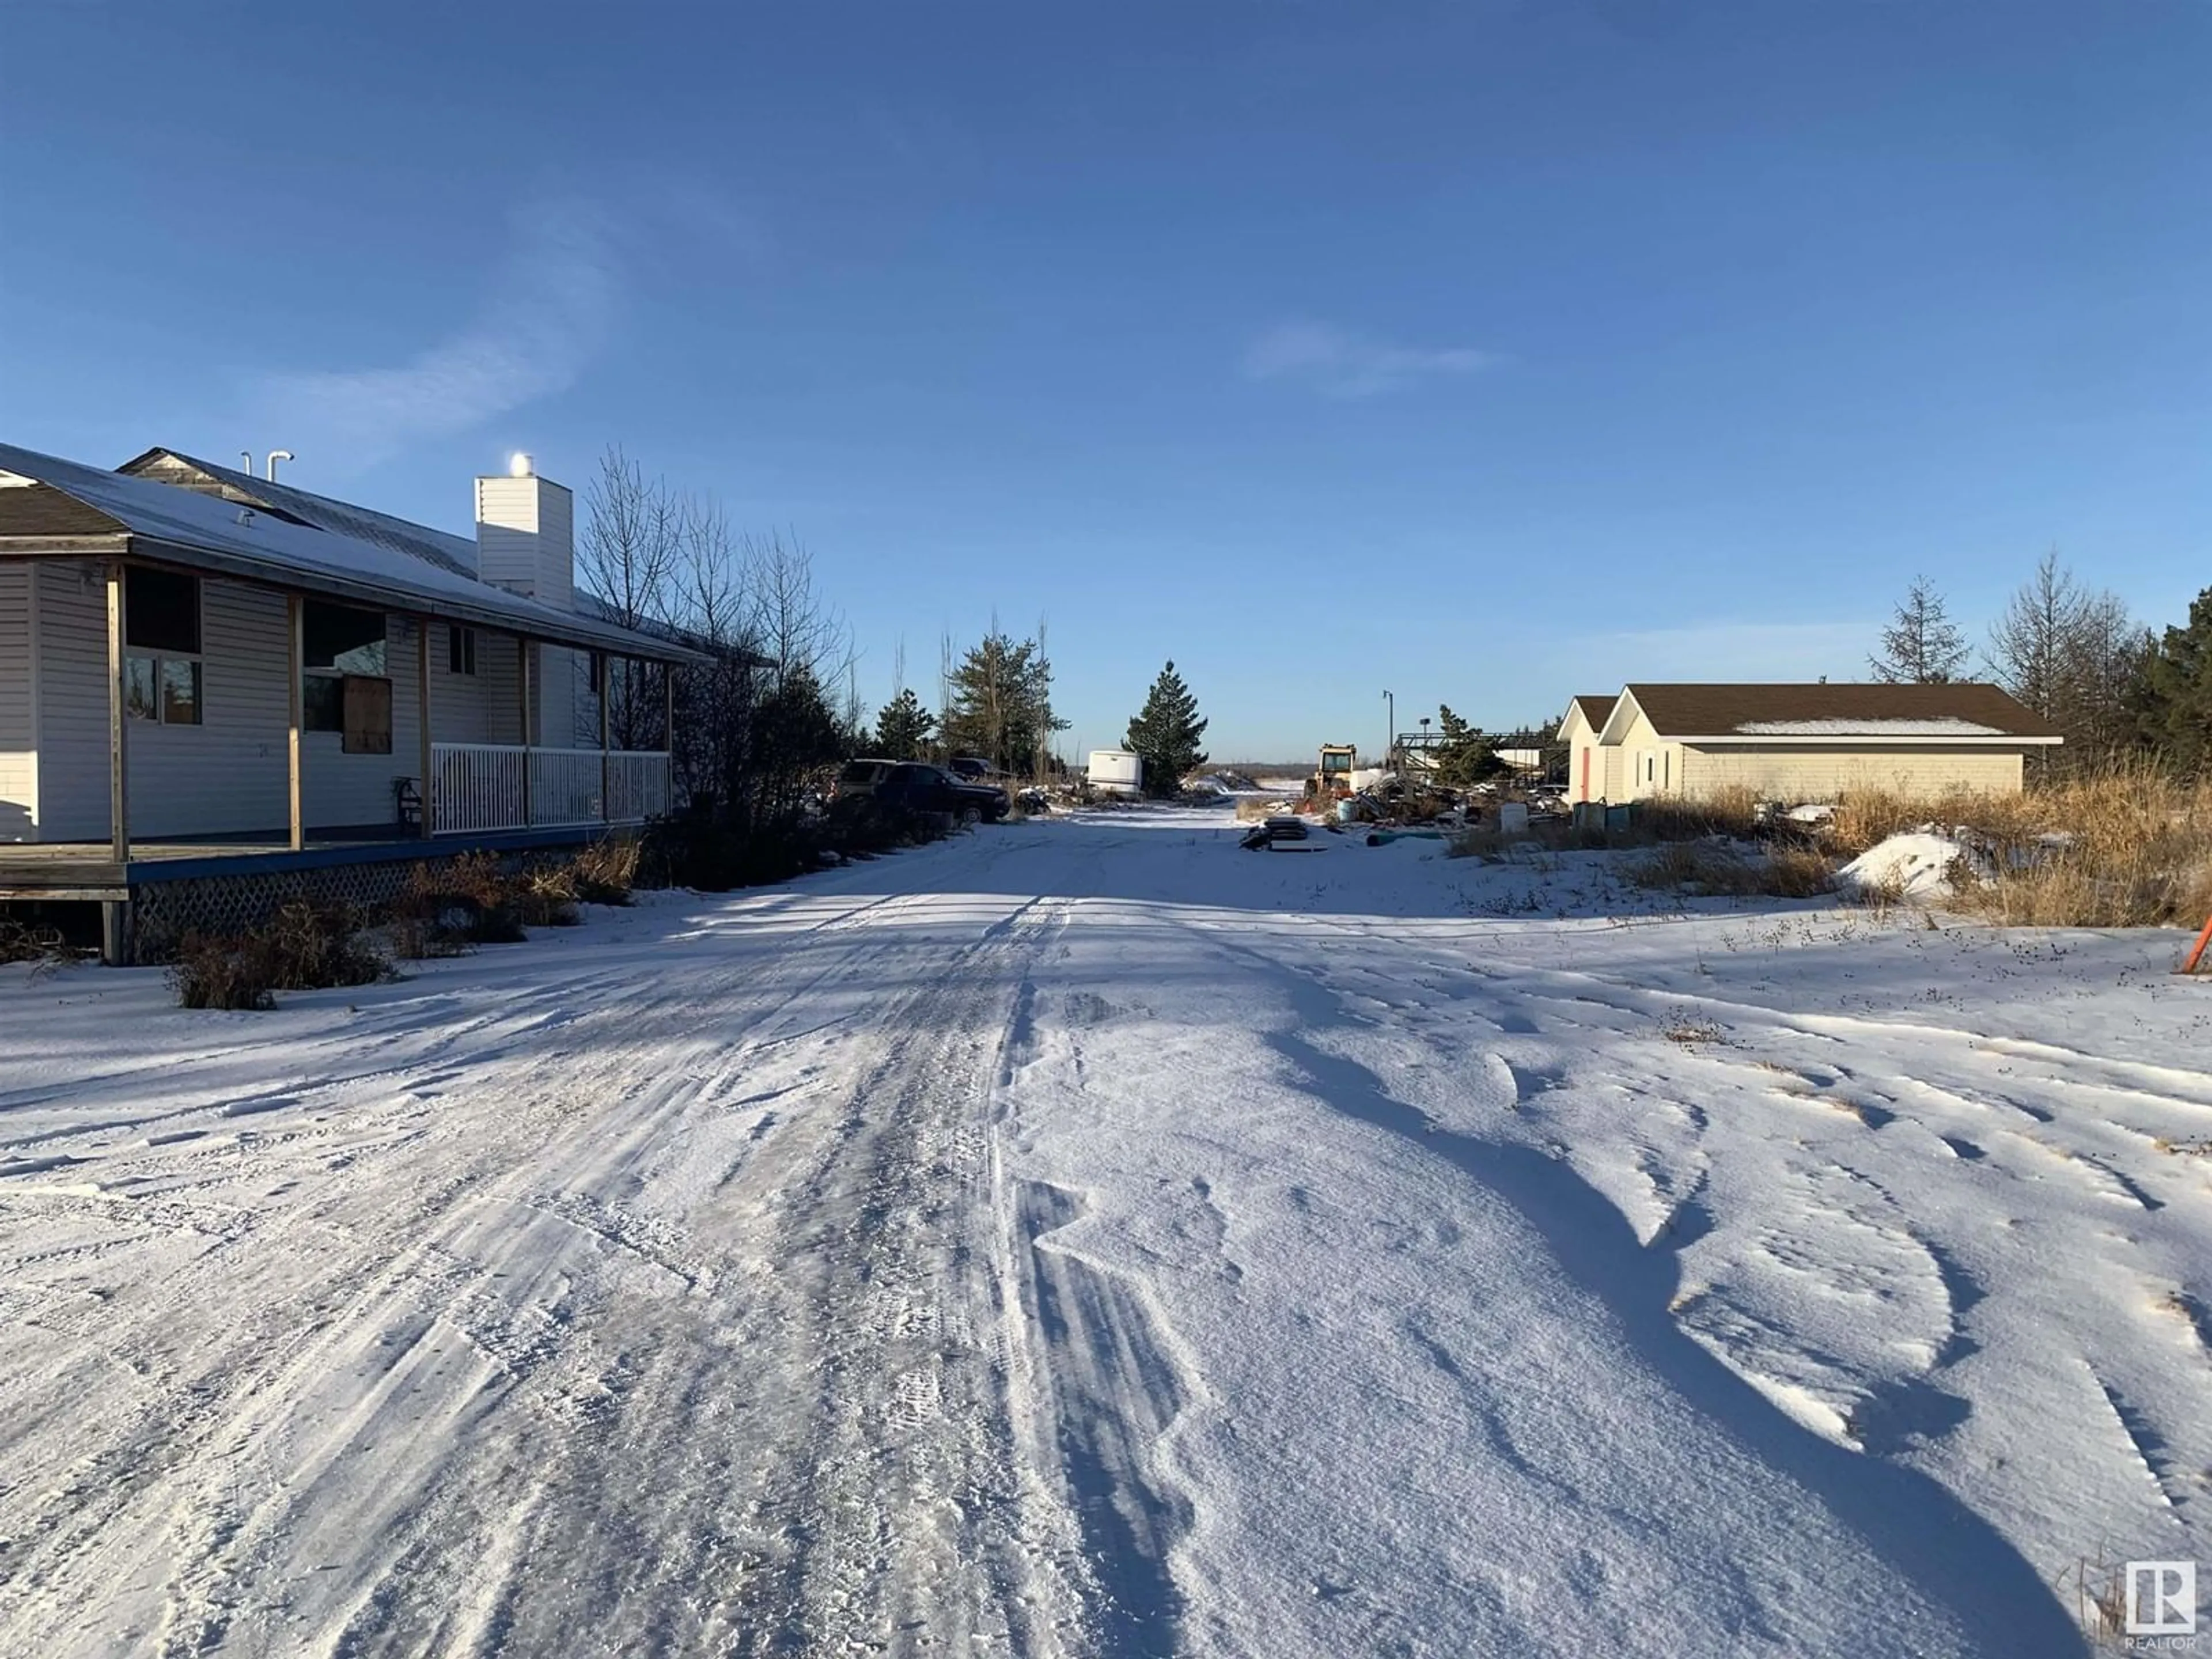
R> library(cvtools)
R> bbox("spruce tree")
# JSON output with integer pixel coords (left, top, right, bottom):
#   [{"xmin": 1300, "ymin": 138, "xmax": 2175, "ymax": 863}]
[
  {"xmin": 1124, "ymin": 661, "xmax": 1209, "ymax": 796},
  {"xmin": 942, "ymin": 631, "xmax": 1066, "ymax": 774},
  {"xmin": 1430, "ymin": 705, "xmax": 1501, "ymax": 787},
  {"xmin": 2128, "ymin": 587, "xmax": 2212, "ymax": 778},
  {"xmin": 1870, "ymin": 576, "xmax": 1972, "ymax": 683},
  {"xmin": 873, "ymin": 687, "xmax": 937, "ymax": 760}
]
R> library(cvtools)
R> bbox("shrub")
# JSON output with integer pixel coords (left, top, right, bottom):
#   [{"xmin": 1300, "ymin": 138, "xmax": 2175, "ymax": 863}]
[
  {"xmin": 0, "ymin": 916, "xmax": 69, "ymax": 966},
  {"xmin": 508, "ymin": 864, "xmax": 582, "ymax": 929},
  {"xmin": 1626, "ymin": 838, "xmax": 1836, "ymax": 899},
  {"xmin": 570, "ymin": 837, "xmax": 641, "ymax": 904},
  {"xmin": 391, "ymin": 857, "xmax": 527, "ymax": 955},
  {"xmin": 171, "ymin": 934, "xmax": 278, "ymax": 1010},
  {"xmin": 1638, "ymin": 786, "xmax": 1764, "ymax": 844},
  {"xmin": 642, "ymin": 803, "xmax": 953, "ymax": 892},
  {"xmin": 170, "ymin": 900, "xmax": 389, "ymax": 1010}
]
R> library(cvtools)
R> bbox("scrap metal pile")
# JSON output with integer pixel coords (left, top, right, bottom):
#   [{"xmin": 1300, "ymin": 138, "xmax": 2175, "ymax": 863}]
[{"xmin": 1236, "ymin": 769, "xmax": 1566, "ymax": 852}]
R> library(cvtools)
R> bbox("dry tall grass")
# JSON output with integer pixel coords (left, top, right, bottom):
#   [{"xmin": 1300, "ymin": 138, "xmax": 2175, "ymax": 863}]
[
  {"xmin": 1625, "ymin": 840, "xmax": 1836, "ymax": 899},
  {"xmin": 1828, "ymin": 764, "xmax": 2212, "ymax": 928}
]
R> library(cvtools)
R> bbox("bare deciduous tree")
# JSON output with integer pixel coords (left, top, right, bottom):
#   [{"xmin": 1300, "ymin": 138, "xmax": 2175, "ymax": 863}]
[
  {"xmin": 1987, "ymin": 551, "xmax": 2142, "ymax": 772},
  {"xmin": 579, "ymin": 447, "xmax": 689, "ymax": 751}
]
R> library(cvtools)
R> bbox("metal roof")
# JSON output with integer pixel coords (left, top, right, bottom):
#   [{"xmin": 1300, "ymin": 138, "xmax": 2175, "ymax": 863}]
[
  {"xmin": 117, "ymin": 448, "xmax": 484, "ymax": 577},
  {"xmin": 0, "ymin": 442, "xmax": 705, "ymax": 664}
]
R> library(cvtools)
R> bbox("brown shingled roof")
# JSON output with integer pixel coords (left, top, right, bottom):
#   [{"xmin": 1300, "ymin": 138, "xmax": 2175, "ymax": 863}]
[
  {"xmin": 1567, "ymin": 694, "xmax": 1618, "ymax": 728},
  {"xmin": 0, "ymin": 481, "xmax": 128, "ymax": 540},
  {"xmin": 1619, "ymin": 683, "xmax": 2062, "ymax": 741}
]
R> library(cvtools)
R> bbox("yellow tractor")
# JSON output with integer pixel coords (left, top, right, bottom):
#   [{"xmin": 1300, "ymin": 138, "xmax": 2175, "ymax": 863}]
[{"xmin": 1312, "ymin": 744, "xmax": 1358, "ymax": 799}]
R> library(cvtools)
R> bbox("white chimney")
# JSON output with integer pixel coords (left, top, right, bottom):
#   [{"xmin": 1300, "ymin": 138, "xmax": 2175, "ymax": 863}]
[
  {"xmin": 476, "ymin": 465, "xmax": 579, "ymax": 745},
  {"xmin": 474, "ymin": 468, "xmax": 574, "ymax": 609}
]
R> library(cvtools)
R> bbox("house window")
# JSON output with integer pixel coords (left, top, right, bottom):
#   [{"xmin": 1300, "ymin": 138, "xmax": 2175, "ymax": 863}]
[
  {"xmin": 302, "ymin": 601, "xmax": 388, "ymax": 733},
  {"xmin": 123, "ymin": 566, "xmax": 203, "ymax": 725},
  {"xmin": 449, "ymin": 624, "xmax": 478, "ymax": 676}
]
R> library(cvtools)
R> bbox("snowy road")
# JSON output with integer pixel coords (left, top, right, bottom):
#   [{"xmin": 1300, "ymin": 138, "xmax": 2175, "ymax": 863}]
[{"xmin": 5, "ymin": 809, "xmax": 2208, "ymax": 1655}]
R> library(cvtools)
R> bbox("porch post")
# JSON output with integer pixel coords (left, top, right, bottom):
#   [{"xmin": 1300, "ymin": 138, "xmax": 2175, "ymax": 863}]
[
  {"xmin": 663, "ymin": 663, "xmax": 676, "ymax": 817},
  {"xmin": 416, "ymin": 615, "xmax": 435, "ymax": 838},
  {"xmin": 599, "ymin": 654, "xmax": 612, "ymax": 824},
  {"xmin": 103, "ymin": 560, "xmax": 132, "ymax": 965},
  {"xmin": 105, "ymin": 560, "xmax": 130, "ymax": 862},
  {"xmin": 286, "ymin": 593, "xmax": 305, "ymax": 850},
  {"xmin": 517, "ymin": 638, "xmax": 533, "ymax": 828}
]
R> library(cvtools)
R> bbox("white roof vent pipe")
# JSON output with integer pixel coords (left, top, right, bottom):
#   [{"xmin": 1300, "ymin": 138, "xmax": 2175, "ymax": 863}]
[
  {"xmin": 266, "ymin": 450, "xmax": 294, "ymax": 482},
  {"xmin": 240, "ymin": 450, "xmax": 255, "ymax": 476}
]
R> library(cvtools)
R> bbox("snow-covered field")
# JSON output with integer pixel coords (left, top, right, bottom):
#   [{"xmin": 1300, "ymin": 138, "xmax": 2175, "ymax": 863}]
[{"xmin": 3, "ymin": 807, "xmax": 2207, "ymax": 1656}]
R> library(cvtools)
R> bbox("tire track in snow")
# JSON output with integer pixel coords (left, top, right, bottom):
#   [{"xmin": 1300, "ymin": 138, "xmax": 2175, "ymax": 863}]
[
  {"xmin": 732, "ymin": 899, "xmax": 1092, "ymax": 1658},
  {"xmin": 2, "ymin": 901, "xmax": 1032, "ymax": 1657}
]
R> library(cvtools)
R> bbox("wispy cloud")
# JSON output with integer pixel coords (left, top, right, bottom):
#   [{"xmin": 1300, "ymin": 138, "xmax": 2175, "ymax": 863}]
[
  {"xmin": 250, "ymin": 199, "xmax": 619, "ymax": 470},
  {"xmin": 1242, "ymin": 320, "xmax": 1497, "ymax": 399}
]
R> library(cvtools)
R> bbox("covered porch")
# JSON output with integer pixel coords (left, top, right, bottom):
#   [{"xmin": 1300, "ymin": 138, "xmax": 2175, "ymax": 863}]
[
  {"xmin": 0, "ymin": 442, "xmax": 705, "ymax": 959},
  {"xmin": 24, "ymin": 563, "xmax": 679, "ymax": 849}
]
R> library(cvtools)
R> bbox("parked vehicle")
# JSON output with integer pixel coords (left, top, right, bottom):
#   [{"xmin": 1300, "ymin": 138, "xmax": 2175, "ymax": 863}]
[
  {"xmin": 832, "ymin": 758, "xmax": 898, "ymax": 799},
  {"xmin": 946, "ymin": 756, "xmax": 1000, "ymax": 782},
  {"xmin": 876, "ymin": 762, "xmax": 1009, "ymax": 823},
  {"xmin": 1086, "ymin": 749, "xmax": 1143, "ymax": 797}
]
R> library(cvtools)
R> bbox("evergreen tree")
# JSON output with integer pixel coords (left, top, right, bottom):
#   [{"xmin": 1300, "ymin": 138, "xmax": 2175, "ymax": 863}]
[
  {"xmin": 1870, "ymin": 576, "xmax": 1972, "ymax": 683},
  {"xmin": 2128, "ymin": 587, "xmax": 2212, "ymax": 778},
  {"xmin": 1430, "ymin": 705, "xmax": 1502, "ymax": 787},
  {"xmin": 942, "ymin": 630, "xmax": 1067, "ymax": 774},
  {"xmin": 1124, "ymin": 661, "xmax": 1210, "ymax": 796},
  {"xmin": 748, "ymin": 664, "xmax": 847, "ymax": 817},
  {"xmin": 873, "ymin": 687, "xmax": 937, "ymax": 760}
]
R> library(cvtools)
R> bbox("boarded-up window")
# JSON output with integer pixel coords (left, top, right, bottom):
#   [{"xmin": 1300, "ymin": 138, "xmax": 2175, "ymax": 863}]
[{"xmin": 342, "ymin": 675, "xmax": 393, "ymax": 755}]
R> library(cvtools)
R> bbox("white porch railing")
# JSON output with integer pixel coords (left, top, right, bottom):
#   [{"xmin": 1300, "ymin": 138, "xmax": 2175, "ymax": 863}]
[{"xmin": 430, "ymin": 744, "xmax": 671, "ymax": 835}]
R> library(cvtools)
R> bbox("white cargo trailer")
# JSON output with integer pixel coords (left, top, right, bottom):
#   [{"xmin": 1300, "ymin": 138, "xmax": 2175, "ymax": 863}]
[{"xmin": 1086, "ymin": 749, "xmax": 1143, "ymax": 797}]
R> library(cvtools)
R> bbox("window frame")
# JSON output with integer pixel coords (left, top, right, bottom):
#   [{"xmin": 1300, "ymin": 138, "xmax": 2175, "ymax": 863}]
[
  {"xmin": 122, "ymin": 565, "xmax": 204, "ymax": 726},
  {"xmin": 448, "ymin": 623, "xmax": 478, "ymax": 677}
]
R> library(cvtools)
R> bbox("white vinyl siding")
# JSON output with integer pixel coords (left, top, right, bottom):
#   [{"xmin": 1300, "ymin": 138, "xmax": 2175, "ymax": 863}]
[
  {"xmin": 0, "ymin": 564, "xmax": 35, "ymax": 840},
  {"xmin": 31, "ymin": 570, "xmax": 406, "ymax": 838},
  {"xmin": 16, "ymin": 556, "xmax": 595, "ymax": 843},
  {"xmin": 474, "ymin": 475, "xmax": 574, "ymax": 609},
  {"xmin": 1681, "ymin": 745, "xmax": 2025, "ymax": 800},
  {"xmin": 23, "ymin": 567, "xmax": 546, "ymax": 841},
  {"xmin": 32, "ymin": 562, "xmax": 112, "ymax": 842},
  {"xmin": 429, "ymin": 626, "xmax": 523, "ymax": 744}
]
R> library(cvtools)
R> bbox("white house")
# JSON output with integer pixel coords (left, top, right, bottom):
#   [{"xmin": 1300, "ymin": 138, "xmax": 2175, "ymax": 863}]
[
  {"xmin": 0, "ymin": 442, "xmax": 703, "ymax": 886},
  {"xmin": 1556, "ymin": 683, "xmax": 2062, "ymax": 804}
]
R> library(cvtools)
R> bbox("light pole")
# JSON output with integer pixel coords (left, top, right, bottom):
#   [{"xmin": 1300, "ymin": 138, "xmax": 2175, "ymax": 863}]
[{"xmin": 1382, "ymin": 690, "xmax": 1393, "ymax": 767}]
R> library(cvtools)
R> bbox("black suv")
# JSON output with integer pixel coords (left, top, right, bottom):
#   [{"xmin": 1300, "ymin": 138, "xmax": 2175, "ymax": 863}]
[{"xmin": 876, "ymin": 762, "xmax": 1009, "ymax": 823}]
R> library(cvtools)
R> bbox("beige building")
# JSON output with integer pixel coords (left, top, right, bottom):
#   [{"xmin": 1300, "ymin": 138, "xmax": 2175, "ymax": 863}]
[
  {"xmin": 1559, "ymin": 693, "xmax": 1619, "ymax": 804},
  {"xmin": 1556, "ymin": 683, "xmax": 2061, "ymax": 804}
]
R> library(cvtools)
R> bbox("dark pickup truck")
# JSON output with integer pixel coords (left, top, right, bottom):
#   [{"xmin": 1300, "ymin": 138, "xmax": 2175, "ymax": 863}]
[{"xmin": 874, "ymin": 762, "xmax": 1009, "ymax": 823}]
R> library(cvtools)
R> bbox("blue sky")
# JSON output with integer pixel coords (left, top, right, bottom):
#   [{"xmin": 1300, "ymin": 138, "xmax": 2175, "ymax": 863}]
[{"xmin": 3, "ymin": 1, "xmax": 2206, "ymax": 758}]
